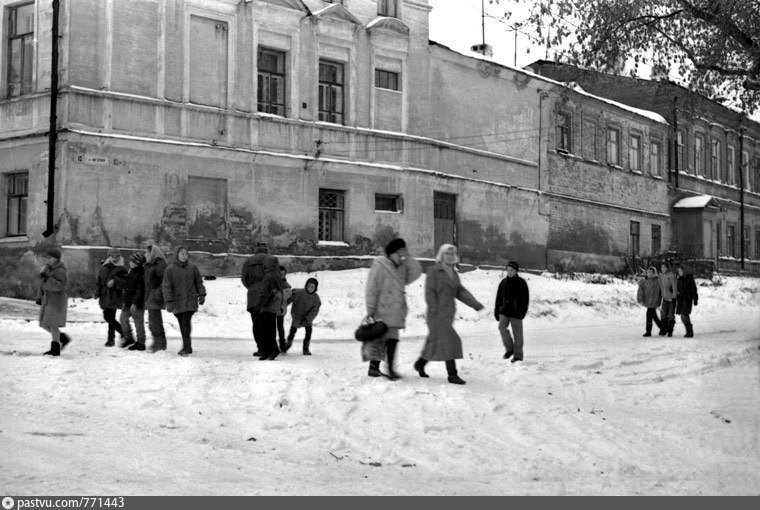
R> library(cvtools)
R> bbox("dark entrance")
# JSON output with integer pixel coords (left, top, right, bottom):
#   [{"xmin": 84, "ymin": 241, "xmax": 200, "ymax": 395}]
[{"xmin": 434, "ymin": 191, "xmax": 457, "ymax": 250}]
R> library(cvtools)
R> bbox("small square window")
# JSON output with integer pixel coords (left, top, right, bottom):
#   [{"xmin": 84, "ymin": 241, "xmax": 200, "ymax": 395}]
[
  {"xmin": 375, "ymin": 69, "xmax": 400, "ymax": 91},
  {"xmin": 375, "ymin": 193, "xmax": 403, "ymax": 212}
]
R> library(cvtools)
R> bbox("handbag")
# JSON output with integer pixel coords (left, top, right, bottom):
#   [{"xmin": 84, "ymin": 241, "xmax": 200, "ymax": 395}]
[{"xmin": 354, "ymin": 320, "xmax": 388, "ymax": 341}]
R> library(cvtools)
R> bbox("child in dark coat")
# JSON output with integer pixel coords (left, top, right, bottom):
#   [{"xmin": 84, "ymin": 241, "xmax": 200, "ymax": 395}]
[
  {"xmin": 162, "ymin": 245, "xmax": 207, "ymax": 356},
  {"xmin": 637, "ymin": 266, "xmax": 664, "ymax": 337},
  {"xmin": 95, "ymin": 247, "xmax": 128, "ymax": 346},
  {"xmin": 675, "ymin": 265, "xmax": 699, "ymax": 338},
  {"xmin": 285, "ymin": 277, "xmax": 321, "ymax": 355},
  {"xmin": 38, "ymin": 247, "xmax": 72, "ymax": 356},
  {"xmin": 120, "ymin": 252, "xmax": 147, "ymax": 350}
]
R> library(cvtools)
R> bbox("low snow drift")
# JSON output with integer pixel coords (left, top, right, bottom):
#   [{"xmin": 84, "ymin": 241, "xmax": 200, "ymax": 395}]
[{"xmin": 1, "ymin": 269, "xmax": 759, "ymax": 495}]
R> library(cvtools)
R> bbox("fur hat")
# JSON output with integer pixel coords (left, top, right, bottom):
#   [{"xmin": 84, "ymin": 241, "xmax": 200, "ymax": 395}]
[
  {"xmin": 45, "ymin": 247, "xmax": 62, "ymax": 260},
  {"xmin": 507, "ymin": 261, "xmax": 519, "ymax": 271},
  {"xmin": 254, "ymin": 242, "xmax": 269, "ymax": 254},
  {"xmin": 385, "ymin": 238, "xmax": 406, "ymax": 256}
]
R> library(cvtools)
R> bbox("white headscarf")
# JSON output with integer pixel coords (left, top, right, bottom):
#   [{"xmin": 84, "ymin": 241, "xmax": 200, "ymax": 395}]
[{"xmin": 435, "ymin": 244, "xmax": 459, "ymax": 265}]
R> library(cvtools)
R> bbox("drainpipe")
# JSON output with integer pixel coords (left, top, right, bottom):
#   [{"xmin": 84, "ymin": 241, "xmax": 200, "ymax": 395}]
[
  {"xmin": 42, "ymin": 0, "xmax": 60, "ymax": 238},
  {"xmin": 739, "ymin": 126, "xmax": 745, "ymax": 269}
]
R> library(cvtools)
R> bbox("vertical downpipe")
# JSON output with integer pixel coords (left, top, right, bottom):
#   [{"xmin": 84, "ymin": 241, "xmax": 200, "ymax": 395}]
[
  {"xmin": 739, "ymin": 126, "xmax": 745, "ymax": 269},
  {"xmin": 42, "ymin": 0, "xmax": 60, "ymax": 238}
]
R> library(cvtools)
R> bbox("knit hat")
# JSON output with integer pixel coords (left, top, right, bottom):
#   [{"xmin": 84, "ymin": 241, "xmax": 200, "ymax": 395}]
[
  {"xmin": 254, "ymin": 242, "xmax": 269, "ymax": 254},
  {"xmin": 130, "ymin": 252, "xmax": 146, "ymax": 266},
  {"xmin": 45, "ymin": 247, "xmax": 62, "ymax": 260},
  {"xmin": 507, "ymin": 261, "xmax": 519, "ymax": 271},
  {"xmin": 108, "ymin": 247, "xmax": 121, "ymax": 258},
  {"xmin": 385, "ymin": 238, "xmax": 406, "ymax": 256},
  {"xmin": 647, "ymin": 266, "xmax": 658, "ymax": 275}
]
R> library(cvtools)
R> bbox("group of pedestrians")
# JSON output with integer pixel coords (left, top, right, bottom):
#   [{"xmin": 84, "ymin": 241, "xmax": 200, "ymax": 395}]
[
  {"xmin": 636, "ymin": 262, "xmax": 699, "ymax": 338},
  {"xmin": 362, "ymin": 239, "xmax": 530, "ymax": 385}
]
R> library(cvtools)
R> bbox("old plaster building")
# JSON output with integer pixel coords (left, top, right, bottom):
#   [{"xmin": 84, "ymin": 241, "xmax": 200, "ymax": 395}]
[
  {"xmin": 527, "ymin": 60, "xmax": 760, "ymax": 272},
  {"xmin": 0, "ymin": 0, "xmax": 682, "ymax": 285}
]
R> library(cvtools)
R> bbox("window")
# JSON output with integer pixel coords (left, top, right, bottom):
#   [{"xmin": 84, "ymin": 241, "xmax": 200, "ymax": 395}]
[
  {"xmin": 556, "ymin": 112, "xmax": 572, "ymax": 153},
  {"xmin": 741, "ymin": 151, "xmax": 749, "ymax": 188},
  {"xmin": 743, "ymin": 226, "xmax": 751, "ymax": 259},
  {"xmin": 651, "ymin": 224, "xmax": 661, "ymax": 254},
  {"xmin": 318, "ymin": 189, "xmax": 345, "ymax": 241},
  {"xmin": 694, "ymin": 134, "xmax": 704, "ymax": 176},
  {"xmin": 629, "ymin": 134, "xmax": 641, "ymax": 171},
  {"xmin": 711, "ymin": 140, "xmax": 721, "ymax": 181},
  {"xmin": 5, "ymin": 172, "xmax": 28, "ymax": 236},
  {"xmin": 375, "ymin": 193, "xmax": 403, "ymax": 212},
  {"xmin": 755, "ymin": 231, "xmax": 760, "ymax": 261},
  {"xmin": 607, "ymin": 127, "xmax": 620, "ymax": 165},
  {"xmin": 187, "ymin": 176, "xmax": 227, "ymax": 239},
  {"xmin": 378, "ymin": 0, "xmax": 398, "ymax": 18},
  {"xmin": 318, "ymin": 60, "xmax": 344, "ymax": 124},
  {"xmin": 727, "ymin": 225, "xmax": 735, "ymax": 258},
  {"xmin": 651, "ymin": 141, "xmax": 662, "ymax": 176},
  {"xmin": 257, "ymin": 48, "xmax": 286, "ymax": 116},
  {"xmin": 716, "ymin": 222, "xmax": 722, "ymax": 255},
  {"xmin": 675, "ymin": 130, "xmax": 685, "ymax": 171},
  {"xmin": 6, "ymin": 2, "xmax": 35, "ymax": 97},
  {"xmin": 375, "ymin": 69, "xmax": 399, "ymax": 91},
  {"xmin": 727, "ymin": 146, "xmax": 736, "ymax": 185},
  {"xmin": 630, "ymin": 221, "xmax": 640, "ymax": 256}
]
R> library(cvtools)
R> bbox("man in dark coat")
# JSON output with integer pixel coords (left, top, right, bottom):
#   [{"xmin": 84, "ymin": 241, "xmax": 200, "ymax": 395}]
[
  {"xmin": 253, "ymin": 255, "xmax": 284, "ymax": 360},
  {"xmin": 120, "ymin": 252, "xmax": 147, "ymax": 350},
  {"xmin": 95, "ymin": 247, "xmax": 128, "ymax": 346},
  {"xmin": 675, "ymin": 265, "xmax": 698, "ymax": 338},
  {"xmin": 143, "ymin": 245, "xmax": 168, "ymax": 352},
  {"xmin": 162, "ymin": 245, "xmax": 207, "ymax": 356},
  {"xmin": 494, "ymin": 261, "xmax": 530, "ymax": 362},
  {"xmin": 241, "ymin": 242, "xmax": 270, "ymax": 357}
]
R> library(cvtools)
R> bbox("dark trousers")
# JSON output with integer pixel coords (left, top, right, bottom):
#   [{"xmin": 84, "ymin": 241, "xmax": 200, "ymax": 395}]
[
  {"xmin": 416, "ymin": 358, "xmax": 458, "ymax": 375},
  {"xmin": 646, "ymin": 308, "xmax": 664, "ymax": 332},
  {"xmin": 103, "ymin": 308, "xmax": 123, "ymax": 341},
  {"xmin": 276, "ymin": 315, "xmax": 286, "ymax": 342},
  {"xmin": 174, "ymin": 311, "xmax": 194, "ymax": 350},
  {"xmin": 147, "ymin": 309, "xmax": 166, "ymax": 348},
  {"xmin": 252, "ymin": 310, "xmax": 278, "ymax": 355},
  {"xmin": 287, "ymin": 325, "xmax": 312, "ymax": 342}
]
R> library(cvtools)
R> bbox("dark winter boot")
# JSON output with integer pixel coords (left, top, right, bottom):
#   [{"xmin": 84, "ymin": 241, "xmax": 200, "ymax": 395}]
[
  {"xmin": 413, "ymin": 358, "xmax": 429, "ymax": 378},
  {"xmin": 149, "ymin": 336, "xmax": 167, "ymax": 352},
  {"xmin": 104, "ymin": 339, "xmax": 115, "ymax": 347},
  {"xmin": 267, "ymin": 347, "xmax": 281, "ymax": 360},
  {"xmin": 385, "ymin": 339, "xmax": 400, "ymax": 380},
  {"xmin": 302, "ymin": 328, "xmax": 312, "ymax": 355},
  {"xmin": 120, "ymin": 337, "xmax": 135, "ymax": 349},
  {"xmin": 446, "ymin": 360, "xmax": 465, "ymax": 385},
  {"xmin": 178, "ymin": 337, "xmax": 192, "ymax": 356},
  {"xmin": 643, "ymin": 323, "xmax": 652, "ymax": 337},
  {"xmin": 685, "ymin": 324, "xmax": 694, "ymax": 338},
  {"xmin": 667, "ymin": 320, "xmax": 675, "ymax": 337},
  {"xmin": 503, "ymin": 350, "xmax": 514, "ymax": 359},
  {"xmin": 368, "ymin": 360, "xmax": 383, "ymax": 377},
  {"xmin": 60, "ymin": 333, "xmax": 71, "ymax": 351},
  {"xmin": 128, "ymin": 342, "xmax": 146, "ymax": 351},
  {"xmin": 43, "ymin": 341, "xmax": 61, "ymax": 357}
]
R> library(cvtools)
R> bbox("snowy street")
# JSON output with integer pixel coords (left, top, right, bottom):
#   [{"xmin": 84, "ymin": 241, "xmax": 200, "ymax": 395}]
[{"xmin": 1, "ymin": 269, "xmax": 759, "ymax": 495}]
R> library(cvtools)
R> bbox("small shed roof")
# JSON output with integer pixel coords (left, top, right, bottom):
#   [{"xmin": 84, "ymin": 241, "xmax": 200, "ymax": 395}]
[{"xmin": 673, "ymin": 195, "xmax": 720, "ymax": 209}]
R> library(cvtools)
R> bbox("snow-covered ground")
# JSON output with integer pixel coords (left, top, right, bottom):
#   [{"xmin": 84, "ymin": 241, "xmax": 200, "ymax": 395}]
[{"xmin": 1, "ymin": 268, "xmax": 759, "ymax": 495}]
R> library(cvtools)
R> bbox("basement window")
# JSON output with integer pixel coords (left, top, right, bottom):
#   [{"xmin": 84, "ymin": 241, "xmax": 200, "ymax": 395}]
[{"xmin": 375, "ymin": 193, "xmax": 403, "ymax": 213}]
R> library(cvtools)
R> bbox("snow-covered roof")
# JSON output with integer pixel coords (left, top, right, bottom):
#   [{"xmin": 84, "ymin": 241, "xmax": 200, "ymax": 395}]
[
  {"xmin": 429, "ymin": 41, "xmax": 668, "ymax": 126},
  {"xmin": 673, "ymin": 195, "xmax": 720, "ymax": 209}
]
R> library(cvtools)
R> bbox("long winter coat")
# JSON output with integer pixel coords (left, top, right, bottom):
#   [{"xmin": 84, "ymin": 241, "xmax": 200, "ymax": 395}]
[
  {"xmin": 675, "ymin": 268, "xmax": 699, "ymax": 316},
  {"xmin": 255, "ymin": 255, "xmax": 284, "ymax": 314},
  {"xmin": 122, "ymin": 265, "xmax": 145, "ymax": 309},
  {"xmin": 241, "ymin": 248, "xmax": 269, "ymax": 312},
  {"xmin": 637, "ymin": 275, "xmax": 662, "ymax": 308},
  {"xmin": 162, "ymin": 251, "xmax": 207, "ymax": 314},
  {"xmin": 421, "ymin": 263, "xmax": 483, "ymax": 361},
  {"xmin": 95, "ymin": 257, "xmax": 127, "ymax": 310},
  {"xmin": 365, "ymin": 255, "xmax": 422, "ymax": 329},
  {"xmin": 290, "ymin": 278, "xmax": 321, "ymax": 328},
  {"xmin": 494, "ymin": 275, "xmax": 530, "ymax": 320},
  {"xmin": 143, "ymin": 246, "xmax": 167, "ymax": 310},
  {"xmin": 658, "ymin": 271, "xmax": 677, "ymax": 301},
  {"xmin": 39, "ymin": 260, "xmax": 68, "ymax": 329}
]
